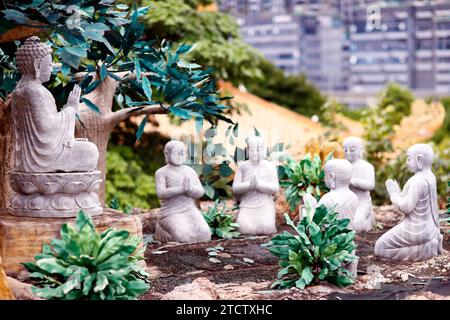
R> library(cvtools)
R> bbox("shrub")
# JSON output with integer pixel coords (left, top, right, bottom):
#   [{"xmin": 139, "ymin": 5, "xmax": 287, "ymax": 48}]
[
  {"xmin": 106, "ymin": 145, "xmax": 159, "ymax": 211},
  {"xmin": 202, "ymin": 200, "xmax": 240, "ymax": 239},
  {"xmin": 265, "ymin": 205, "xmax": 357, "ymax": 289},
  {"xmin": 278, "ymin": 154, "xmax": 331, "ymax": 212},
  {"xmin": 23, "ymin": 211, "xmax": 150, "ymax": 300}
]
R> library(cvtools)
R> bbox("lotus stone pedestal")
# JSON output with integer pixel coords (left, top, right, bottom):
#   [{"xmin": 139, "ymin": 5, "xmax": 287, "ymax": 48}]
[
  {"xmin": 0, "ymin": 209, "xmax": 144, "ymax": 273},
  {"xmin": 9, "ymin": 171, "xmax": 103, "ymax": 218}
]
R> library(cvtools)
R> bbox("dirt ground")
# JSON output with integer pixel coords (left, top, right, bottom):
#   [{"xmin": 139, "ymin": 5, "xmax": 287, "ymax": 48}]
[{"xmin": 140, "ymin": 206, "xmax": 450, "ymax": 300}]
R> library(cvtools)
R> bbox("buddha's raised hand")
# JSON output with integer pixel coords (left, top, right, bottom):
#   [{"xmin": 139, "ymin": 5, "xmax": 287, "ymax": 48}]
[
  {"xmin": 183, "ymin": 175, "xmax": 193, "ymax": 193},
  {"xmin": 67, "ymin": 84, "xmax": 81, "ymax": 111}
]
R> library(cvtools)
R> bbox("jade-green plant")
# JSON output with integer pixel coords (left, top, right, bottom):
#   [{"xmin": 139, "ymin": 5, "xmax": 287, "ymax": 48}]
[
  {"xmin": 202, "ymin": 200, "xmax": 240, "ymax": 239},
  {"xmin": 278, "ymin": 153, "xmax": 331, "ymax": 212},
  {"xmin": 23, "ymin": 211, "xmax": 150, "ymax": 300},
  {"xmin": 265, "ymin": 205, "xmax": 357, "ymax": 289}
]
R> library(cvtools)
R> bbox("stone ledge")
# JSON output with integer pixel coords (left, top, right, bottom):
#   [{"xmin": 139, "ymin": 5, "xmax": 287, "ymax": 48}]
[{"xmin": 0, "ymin": 208, "xmax": 143, "ymax": 274}]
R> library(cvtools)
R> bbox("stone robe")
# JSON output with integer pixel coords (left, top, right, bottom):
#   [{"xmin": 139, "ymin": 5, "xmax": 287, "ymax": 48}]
[
  {"xmin": 374, "ymin": 172, "xmax": 442, "ymax": 261},
  {"xmin": 318, "ymin": 189, "xmax": 359, "ymax": 276},
  {"xmin": 11, "ymin": 81, "xmax": 98, "ymax": 173},
  {"xmin": 233, "ymin": 160, "xmax": 279, "ymax": 235},
  {"xmin": 155, "ymin": 165, "xmax": 211, "ymax": 243},
  {"xmin": 349, "ymin": 159, "xmax": 375, "ymax": 232}
]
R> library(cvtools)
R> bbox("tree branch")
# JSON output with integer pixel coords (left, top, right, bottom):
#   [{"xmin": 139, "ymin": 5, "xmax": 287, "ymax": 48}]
[{"xmin": 108, "ymin": 104, "xmax": 168, "ymax": 126}]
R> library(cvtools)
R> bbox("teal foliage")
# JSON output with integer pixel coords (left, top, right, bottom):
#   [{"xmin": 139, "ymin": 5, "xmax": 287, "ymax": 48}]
[
  {"xmin": 202, "ymin": 200, "xmax": 240, "ymax": 239},
  {"xmin": 265, "ymin": 206, "xmax": 357, "ymax": 289},
  {"xmin": 23, "ymin": 211, "xmax": 150, "ymax": 300}
]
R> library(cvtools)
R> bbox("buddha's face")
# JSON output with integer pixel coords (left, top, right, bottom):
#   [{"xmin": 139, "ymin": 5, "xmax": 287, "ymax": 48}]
[
  {"xmin": 248, "ymin": 140, "xmax": 265, "ymax": 163},
  {"xmin": 168, "ymin": 144, "xmax": 186, "ymax": 166},
  {"xmin": 36, "ymin": 54, "xmax": 52, "ymax": 83},
  {"xmin": 406, "ymin": 150, "xmax": 420, "ymax": 173},
  {"xmin": 343, "ymin": 141, "xmax": 362, "ymax": 163}
]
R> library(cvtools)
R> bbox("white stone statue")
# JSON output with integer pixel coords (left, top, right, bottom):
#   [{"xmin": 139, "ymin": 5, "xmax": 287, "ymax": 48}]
[
  {"xmin": 8, "ymin": 36, "xmax": 102, "ymax": 218},
  {"xmin": 155, "ymin": 140, "xmax": 211, "ymax": 243},
  {"xmin": 374, "ymin": 144, "xmax": 443, "ymax": 262},
  {"xmin": 343, "ymin": 136, "xmax": 375, "ymax": 232},
  {"xmin": 12, "ymin": 36, "xmax": 99, "ymax": 173},
  {"xmin": 303, "ymin": 159, "xmax": 359, "ymax": 276},
  {"xmin": 232, "ymin": 136, "xmax": 279, "ymax": 235}
]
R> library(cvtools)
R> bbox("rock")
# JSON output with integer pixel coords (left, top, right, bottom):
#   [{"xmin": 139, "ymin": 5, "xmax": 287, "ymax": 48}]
[
  {"xmin": 162, "ymin": 277, "xmax": 219, "ymax": 300},
  {"xmin": 6, "ymin": 277, "xmax": 40, "ymax": 300},
  {"xmin": 0, "ymin": 208, "xmax": 143, "ymax": 273},
  {"xmin": 218, "ymin": 253, "xmax": 231, "ymax": 258},
  {"xmin": 404, "ymin": 291, "xmax": 450, "ymax": 300},
  {"xmin": 224, "ymin": 265, "xmax": 235, "ymax": 270},
  {"xmin": 0, "ymin": 257, "xmax": 14, "ymax": 299},
  {"xmin": 136, "ymin": 209, "xmax": 160, "ymax": 234}
]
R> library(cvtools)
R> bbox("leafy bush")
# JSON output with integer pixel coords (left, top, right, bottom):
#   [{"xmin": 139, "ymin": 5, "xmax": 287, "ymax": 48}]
[
  {"xmin": 23, "ymin": 211, "xmax": 150, "ymax": 300},
  {"xmin": 278, "ymin": 154, "xmax": 331, "ymax": 212},
  {"xmin": 202, "ymin": 200, "xmax": 240, "ymax": 239},
  {"xmin": 265, "ymin": 205, "xmax": 357, "ymax": 289},
  {"xmin": 433, "ymin": 96, "xmax": 450, "ymax": 144},
  {"xmin": 106, "ymin": 145, "xmax": 159, "ymax": 211},
  {"xmin": 362, "ymin": 83, "xmax": 414, "ymax": 167}
]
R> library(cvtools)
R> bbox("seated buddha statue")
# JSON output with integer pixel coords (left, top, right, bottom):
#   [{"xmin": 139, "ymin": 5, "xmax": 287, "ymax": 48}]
[{"xmin": 11, "ymin": 36, "xmax": 98, "ymax": 173}]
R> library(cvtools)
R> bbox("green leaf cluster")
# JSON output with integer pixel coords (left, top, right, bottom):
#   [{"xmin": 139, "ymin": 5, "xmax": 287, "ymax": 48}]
[
  {"xmin": 278, "ymin": 153, "xmax": 331, "ymax": 212},
  {"xmin": 22, "ymin": 211, "xmax": 150, "ymax": 300},
  {"xmin": 265, "ymin": 206, "xmax": 357, "ymax": 289},
  {"xmin": 362, "ymin": 82, "xmax": 414, "ymax": 167},
  {"xmin": 106, "ymin": 145, "xmax": 159, "ymax": 210},
  {"xmin": 202, "ymin": 200, "xmax": 240, "ymax": 239},
  {"xmin": 0, "ymin": 1, "xmax": 232, "ymax": 128}
]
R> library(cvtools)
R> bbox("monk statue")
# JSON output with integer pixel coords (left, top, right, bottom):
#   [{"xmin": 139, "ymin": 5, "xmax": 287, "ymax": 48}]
[
  {"xmin": 303, "ymin": 159, "xmax": 359, "ymax": 276},
  {"xmin": 155, "ymin": 140, "xmax": 211, "ymax": 243},
  {"xmin": 232, "ymin": 136, "xmax": 279, "ymax": 235},
  {"xmin": 343, "ymin": 136, "xmax": 375, "ymax": 232},
  {"xmin": 11, "ymin": 36, "xmax": 99, "ymax": 173},
  {"xmin": 374, "ymin": 144, "xmax": 443, "ymax": 262},
  {"xmin": 7, "ymin": 36, "xmax": 102, "ymax": 217}
]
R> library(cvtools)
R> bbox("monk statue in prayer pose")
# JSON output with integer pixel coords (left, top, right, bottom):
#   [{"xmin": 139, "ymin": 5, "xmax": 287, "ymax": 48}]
[
  {"xmin": 303, "ymin": 159, "xmax": 359, "ymax": 276},
  {"xmin": 343, "ymin": 136, "xmax": 375, "ymax": 232},
  {"xmin": 232, "ymin": 136, "xmax": 279, "ymax": 235},
  {"xmin": 374, "ymin": 144, "xmax": 443, "ymax": 261},
  {"xmin": 155, "ymin": 140, "xmax": 211, "ymax": 243},
  {"xmin": 11, "ymin": 36, "xmax": 98, "ymax": 173}
]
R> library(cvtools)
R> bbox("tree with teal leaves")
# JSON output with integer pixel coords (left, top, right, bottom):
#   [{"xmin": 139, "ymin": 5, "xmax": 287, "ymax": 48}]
[{"xmin": 0, "ymin": 0, "xmax": 234, "ymax": 204}]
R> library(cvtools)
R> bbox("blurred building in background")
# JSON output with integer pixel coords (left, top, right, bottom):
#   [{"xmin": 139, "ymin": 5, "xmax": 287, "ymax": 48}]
[{"xmin": 219, "ymin": 0, "xmax": 450, "ymax": 100}]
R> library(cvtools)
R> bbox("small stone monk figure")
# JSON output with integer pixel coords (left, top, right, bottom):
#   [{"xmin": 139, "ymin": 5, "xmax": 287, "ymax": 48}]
[
  {"xmin": 303, "ymin": 159, "xmax": 359, "ymax": 276},
  {"xmin": 232, "ymin": 136, "xmax": 279, "ymax": 235},
  {"xmin": 11, "ymin": 36, "xmax": 98, "ymax": 173},
  {"xmin": 155, "ymin": 140, "xmax": 211, "ymax": 243},
  {"xmin": 374, "ymin": 144, "xmax": 443, "ymax": 262},
  {"xmin": 343, "ymin": 136, "xmax": 375, "ymax": 232}
]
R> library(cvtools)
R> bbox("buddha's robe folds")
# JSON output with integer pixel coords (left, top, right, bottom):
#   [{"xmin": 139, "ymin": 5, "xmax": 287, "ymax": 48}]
[
  {"xmin": 154, "ymin": 165, "xmax": 211, "ymax": 243},
  {"xmin": 11, "ymin": 81, "xmax": 98, "ymax": 173},
  {"xmin": 233, "ymin": 160, "xmax": 279, "ymax": 235},
  {"xmin": 374, "ymin": 172, "xmax": 443, "ymax": 261},
  {"xmin": 349, "ymin": 159, "xmax": 375, "ymax": 233},
  {"xmin": 318, "ymin": 190, "xmax": 359, "ymax": 276}
]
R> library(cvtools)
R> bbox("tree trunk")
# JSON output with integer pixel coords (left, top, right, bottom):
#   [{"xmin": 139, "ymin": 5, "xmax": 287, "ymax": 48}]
[
  {"xmin": 75, "ymin": 76, "xmax": 118, "ymax": 205},
  {"xmin": 0, "ymin": 98, "xmax": 13, "ymax": 208}
]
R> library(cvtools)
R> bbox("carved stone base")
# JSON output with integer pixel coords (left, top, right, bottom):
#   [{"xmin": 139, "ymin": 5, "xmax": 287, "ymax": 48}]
[
  {"xmin": 0, "ymin": 209, "xmax": 144, "ymax": 273},
  {"xmin": 9, "ymin": 170, "xmax": 102, "ymax": 218}
]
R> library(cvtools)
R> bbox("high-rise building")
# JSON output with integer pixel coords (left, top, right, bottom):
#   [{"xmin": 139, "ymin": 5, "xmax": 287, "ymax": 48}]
[{"xmin": 219, "ymin": 0, "xmax": 450, "ymax": 94}]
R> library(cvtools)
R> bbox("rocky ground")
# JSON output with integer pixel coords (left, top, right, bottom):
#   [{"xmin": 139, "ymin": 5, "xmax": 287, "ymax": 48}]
[{"xmin": 138, "ymin": 205, "xmax": 450, "ymax": 300}]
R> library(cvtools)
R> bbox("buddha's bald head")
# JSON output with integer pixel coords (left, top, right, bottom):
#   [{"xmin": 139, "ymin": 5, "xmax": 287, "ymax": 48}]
[
  {"xmin": 324, "ymin": 159, "xmax": 353, "ymax": 189},
  {"xmin": 343, "ymin": 136, "xmax": 364, "ymax": 163},
  {"xmin": 406, "ymin": 144, "xmax": 434, "ymax": 172},
  {"xmin": 246, "ymin": 136, "xmax": 266, "ymax": 163}
]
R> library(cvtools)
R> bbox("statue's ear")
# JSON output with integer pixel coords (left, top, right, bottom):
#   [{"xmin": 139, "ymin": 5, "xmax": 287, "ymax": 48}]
[
  {"xmin": 33, "ymin": 59, "xmax": 41, "ymax": 79},
  {"xmin": 417, "ymin": 154, "xmax": 423, "ymax": 170},
  {"xmin": 329, "ymin": 172, "xmax": 336, "ymax": 189}
]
